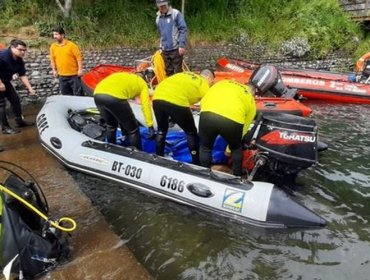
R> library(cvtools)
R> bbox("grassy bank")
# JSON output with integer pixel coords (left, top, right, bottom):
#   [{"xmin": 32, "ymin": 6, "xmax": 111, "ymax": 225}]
[{"xmin": 0, "ymin": 0, "xmax": 367, "ymax": 60}]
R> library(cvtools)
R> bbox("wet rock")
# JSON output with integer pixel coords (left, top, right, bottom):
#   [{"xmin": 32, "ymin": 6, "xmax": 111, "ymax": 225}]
[{"xmin": 281, "ymin": 37, "xmax": 311, "ymax": 58}]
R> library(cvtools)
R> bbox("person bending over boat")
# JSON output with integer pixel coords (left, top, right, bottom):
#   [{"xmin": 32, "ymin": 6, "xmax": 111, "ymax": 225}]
[
  {"xmin": 93, "ymin": 72, "xmax": 155, "ymax": 150},
  {"xmin": 199, "ymin": 80, "xmax": 257, "ymax": 177},
  {"xmin": 152, "ymin": 70, "xmax": 215, "ymax": 164}
]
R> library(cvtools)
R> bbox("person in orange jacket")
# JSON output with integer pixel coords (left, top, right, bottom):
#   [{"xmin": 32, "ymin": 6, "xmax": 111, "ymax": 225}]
[
  {"xmin": 355, "ymin": 52, "xmax": 370, "ymax": 72},
  {"xmin": 353, "ymin": 52, "xmax": 370, "ymax": 83}
]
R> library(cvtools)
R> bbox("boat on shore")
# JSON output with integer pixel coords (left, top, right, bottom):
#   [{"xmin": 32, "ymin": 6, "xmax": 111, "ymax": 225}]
[
  {"xmin": 36, "ymin": 95, "xmax": 326, "ymax": 228},
  {"xmin": 217, "ymin": 57, "xmax": 370, "ymax": 104},
  {"xmin": 81, "ymin": 64, "xmax": 312, "ymax": 117}
]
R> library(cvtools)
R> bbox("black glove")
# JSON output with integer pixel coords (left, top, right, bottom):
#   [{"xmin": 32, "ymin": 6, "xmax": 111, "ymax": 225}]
[{"xmin": 147, "ymin": 126, "xmax": 155, "ymax": 140}]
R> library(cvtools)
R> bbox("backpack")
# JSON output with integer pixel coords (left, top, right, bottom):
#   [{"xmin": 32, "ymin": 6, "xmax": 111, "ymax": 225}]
[{"xmin": 0, "ymin": 168, "xmax": 70, "ymax": 279}]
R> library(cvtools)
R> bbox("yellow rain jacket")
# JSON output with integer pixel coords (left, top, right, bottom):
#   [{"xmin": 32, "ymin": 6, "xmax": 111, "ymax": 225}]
[
  {"xmin": 94, "ymin": 72, "xmax": 153, "ymax": 127},
  {"xmin": 153, "ymin": 72, "xmax": 210, "ymax": 107},
  {"xmin": 201, "ymin": 80, "xmax": 256, "ymax": 136}
]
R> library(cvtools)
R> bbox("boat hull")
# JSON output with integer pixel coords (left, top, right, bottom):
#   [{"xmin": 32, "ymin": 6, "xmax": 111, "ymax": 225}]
[
  {"xmin": 82, "ymin": 64, "xmax": 312, "ymax": 117},
  {"xmin": 36, "ymin": 95, "xmax": 326, "ymax": 228},
  {"xmin": 217, "ymin": 57, "xmax": 370, "ymax": 104}
]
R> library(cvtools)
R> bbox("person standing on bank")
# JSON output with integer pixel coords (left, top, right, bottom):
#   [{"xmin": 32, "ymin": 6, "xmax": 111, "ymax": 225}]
[
  {"xmin": 50, "ymin": 27, "xmax": 84, "ymax": 96},
  {"xmin": 199, "ymin": 80, "xmax": 257, "ymax": 177},
  {"xmin": 0, "ymin": 39, "xmax": 36, "ymax": 136},
  {"xmin": 155, "ymin": 0, "xmax": 187, "ymax": 77},
  {"xmin": 152, "ymin": 70, "xmax": 215, "ymax": 164},
  {"xmin": 93, "ymin": 72, "xmax": 155, "ymax": 150}
]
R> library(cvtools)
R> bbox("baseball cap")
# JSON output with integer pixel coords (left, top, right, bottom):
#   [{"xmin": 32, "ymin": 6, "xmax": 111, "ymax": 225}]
[{"xmin": 156, "ymin": 0, "xmax": 169, "ymax": 6}]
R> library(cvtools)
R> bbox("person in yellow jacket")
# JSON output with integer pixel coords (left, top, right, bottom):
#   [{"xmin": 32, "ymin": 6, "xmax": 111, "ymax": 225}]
[
  {"xmin": 199, "ymin": 80, "xmax": 257, "ymax": 177},
  {"xmin": 50, "ymin": 27, "xmax": 83, "ymax": 95},
  {"xmin": 152, "ymin": 70, "xmax": 215, "ymax": 164},
  {"xmin": 94, "ymin": 72, "xmax": 155, "ymax": 150}
]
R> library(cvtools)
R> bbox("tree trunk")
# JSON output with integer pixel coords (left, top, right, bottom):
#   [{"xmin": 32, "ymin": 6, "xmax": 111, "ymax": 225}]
[{"xmin": 55, "ymin": 0, "xmax": 73, "ymax": 18}]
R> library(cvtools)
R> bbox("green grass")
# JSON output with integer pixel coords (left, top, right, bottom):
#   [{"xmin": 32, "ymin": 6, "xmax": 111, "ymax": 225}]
[{"xmin": 0, "ymin": 0, "xmax": 366, "ymax": 60}]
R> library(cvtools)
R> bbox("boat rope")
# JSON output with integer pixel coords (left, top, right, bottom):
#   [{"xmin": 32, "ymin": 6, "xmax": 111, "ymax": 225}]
[{"xmin": 0, "ymin": 183, "xmax": 77, "ymax": 232}]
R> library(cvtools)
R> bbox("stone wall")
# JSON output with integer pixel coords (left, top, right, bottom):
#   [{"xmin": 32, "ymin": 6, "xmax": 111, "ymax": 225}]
[{"xmin": 18, "ymin": 44, "xmax": 354, "ymax": 97}]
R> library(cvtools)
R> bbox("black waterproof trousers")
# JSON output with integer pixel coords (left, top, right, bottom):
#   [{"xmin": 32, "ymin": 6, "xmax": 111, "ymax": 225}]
[
  {"xmin": 153, "ymin": 99, "xmax": 199, "ymax": 164},
  {"xmin": 0, "ymin": 82, "xmax": 23, "ymax": 128},
  {"xmin": 199, "ymin": 112, "xmax": 244, "ymax": 176},
  {"xmin": 94, "ymin": 94, "xmax": 141, "ymax": 149}
]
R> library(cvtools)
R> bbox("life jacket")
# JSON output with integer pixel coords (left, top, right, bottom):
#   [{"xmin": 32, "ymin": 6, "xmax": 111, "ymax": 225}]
[{"xmin": 0, "ymin": 172, "xmax": 70, "ymax": 279}]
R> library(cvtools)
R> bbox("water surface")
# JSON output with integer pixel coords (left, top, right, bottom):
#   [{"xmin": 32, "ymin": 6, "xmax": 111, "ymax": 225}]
[{"xmin": 74, "ymin": 102, "xmax": 370, "ymax": 279}]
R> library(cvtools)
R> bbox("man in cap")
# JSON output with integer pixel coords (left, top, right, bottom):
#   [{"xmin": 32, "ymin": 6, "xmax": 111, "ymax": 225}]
[{"xmin": 155, "ymin": 0, "xmax": 187, "ymax": 77}]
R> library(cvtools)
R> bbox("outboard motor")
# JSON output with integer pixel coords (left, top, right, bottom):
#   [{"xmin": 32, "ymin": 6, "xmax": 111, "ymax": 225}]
[
  {"xmin": 249, "ymin": 64, "xmax": 298, "ymax": 99},
  {"xmin": 244, "ymin": 113, "xmax": 318, "ymax": 180}
]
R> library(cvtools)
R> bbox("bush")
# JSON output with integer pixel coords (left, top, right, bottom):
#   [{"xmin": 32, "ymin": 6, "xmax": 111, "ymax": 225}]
[{"xmin": 0, "ymin": 0, "xmax": 363, "ymax": 59}]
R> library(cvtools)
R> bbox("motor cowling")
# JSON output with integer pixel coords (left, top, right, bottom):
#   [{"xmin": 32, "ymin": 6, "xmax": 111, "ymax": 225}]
[
  {"xmin": 249, "ymin": 64, "xmax": 298, "ymax": 98},
  {"xmin": 244, "ymin": 113, "xmax": 318, "ymax": 177}
]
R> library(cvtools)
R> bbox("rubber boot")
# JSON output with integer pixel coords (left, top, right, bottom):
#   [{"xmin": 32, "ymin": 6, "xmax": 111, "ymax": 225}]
[
  {"xmin": 106, "ymin": 126, "xmax": 117, "ymax": 144},
  {"xmin": 199, "ymin": 146, "xmax": 212, "ymax": 168},
  {"xmin": 231, "ymin": 147, "xmax": 243, "ymax": 177},
  {"xmin": 155, "ymin": 132, "xmax": 166, "ymax": 156},
  {"xmin": 187, "ymin": 132, "xmax": 200, "ymax": 164},
  {"xmin": 127, "ymin": 128, "xmax": 142, "ymax": 150},
  {"xmin": 15, "ymin": 116, "xmax": 34, "ymax": 128}
]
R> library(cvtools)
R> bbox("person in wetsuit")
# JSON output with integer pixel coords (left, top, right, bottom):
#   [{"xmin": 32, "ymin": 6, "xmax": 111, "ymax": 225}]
[
  {"xmin": 93, "ymin": 72, "xmax": 155, "ymax": 150},
  {"xmin": 152, "ymin": 70, "xmax": 214, "ymax": 164},
  {"xmin": 199, "ymin": 80, "xmax": 257, "ymax": 177}
]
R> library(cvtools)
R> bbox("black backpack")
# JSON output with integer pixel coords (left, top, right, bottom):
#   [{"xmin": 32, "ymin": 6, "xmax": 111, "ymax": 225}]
[{"xmin": 0, "ymin": 165, "xmax": 70, "ymax": 279}]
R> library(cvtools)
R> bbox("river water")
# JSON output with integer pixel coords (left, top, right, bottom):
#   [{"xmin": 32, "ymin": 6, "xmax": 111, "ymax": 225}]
[{"xmin": 71, "ymin": 101, "xmax": 370, "ymax": 279}]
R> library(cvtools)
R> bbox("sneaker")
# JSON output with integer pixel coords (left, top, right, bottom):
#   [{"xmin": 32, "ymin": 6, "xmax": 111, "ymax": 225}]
[
  {"xmin": 2, "ymin": 127, "xmax": 20, "ymax": 135},
  {"xmin": 15, "ymin": 120, "xmax": 35, "ymax": 128}
]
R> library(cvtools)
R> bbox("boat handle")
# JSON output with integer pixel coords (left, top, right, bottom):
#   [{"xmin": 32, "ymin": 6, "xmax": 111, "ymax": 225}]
[
  {"xmin": 50, "ymin": 137, "xmax": 62, "ymax": 149},
  {"xmin": 187, "ymin": 183, "xmax": 214, "ymax": 198}
]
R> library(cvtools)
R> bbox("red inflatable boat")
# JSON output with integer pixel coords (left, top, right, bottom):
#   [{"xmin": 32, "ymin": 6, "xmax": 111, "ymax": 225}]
[
  {"xmin": 217, "ymin": 57, "xmax": 370, "ymax": 104},
  {"xmin": 81, "ymin": 64, "xmax": 312, "ymax": 117}
]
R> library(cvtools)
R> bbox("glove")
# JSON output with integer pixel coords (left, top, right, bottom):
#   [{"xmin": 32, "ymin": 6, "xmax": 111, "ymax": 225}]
[{"xmin": 147, "ymin": 126, "xmax": 156, "ymax": 140}]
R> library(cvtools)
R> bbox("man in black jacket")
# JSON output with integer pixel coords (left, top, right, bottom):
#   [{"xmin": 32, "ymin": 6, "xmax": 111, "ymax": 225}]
[{"xmin": 0, "ymin": 39, "xmax": 36, "ymax": 135}]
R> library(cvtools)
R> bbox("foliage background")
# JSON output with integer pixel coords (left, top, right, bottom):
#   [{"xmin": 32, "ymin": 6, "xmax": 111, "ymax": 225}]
[{"xmin": 0, "ymin": 0, "xmax": 368, "ymax": 60}]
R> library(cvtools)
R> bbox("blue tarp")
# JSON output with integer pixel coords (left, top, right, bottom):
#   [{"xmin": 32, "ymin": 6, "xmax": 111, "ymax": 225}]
[{"xmin": 116, "ymin": 127, "xmax": 228, "ymax": 164}]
